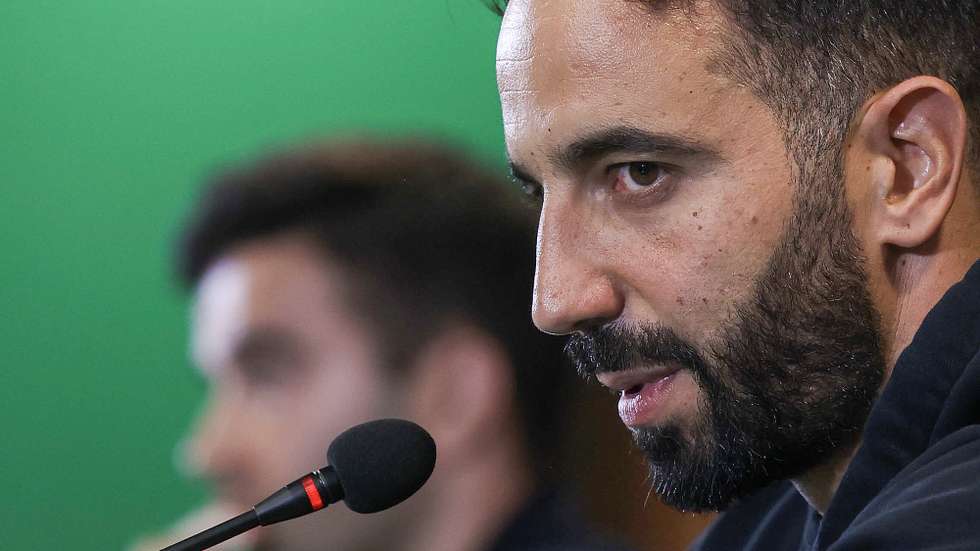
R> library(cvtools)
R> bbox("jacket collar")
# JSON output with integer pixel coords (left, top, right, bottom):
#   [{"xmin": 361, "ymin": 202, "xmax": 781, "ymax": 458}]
[{"xmin": 813, "ymin": 260, "xmax": 980, "ymax": 549}]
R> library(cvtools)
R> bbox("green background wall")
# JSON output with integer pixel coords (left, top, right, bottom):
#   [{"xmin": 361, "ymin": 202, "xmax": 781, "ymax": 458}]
[{"xmin": 0, "ymin": 2, "xmax": 505, "ymax": 549}]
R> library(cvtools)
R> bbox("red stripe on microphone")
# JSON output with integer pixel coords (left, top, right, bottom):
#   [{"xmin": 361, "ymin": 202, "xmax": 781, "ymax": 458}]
[{"xmin": 302, "ymin": 476, "xmax": 324, "ymax": 510}]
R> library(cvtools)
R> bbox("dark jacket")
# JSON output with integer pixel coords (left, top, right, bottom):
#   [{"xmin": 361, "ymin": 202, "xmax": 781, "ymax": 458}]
[{"xmin": 694, "ymin": 261, "xmax": 980, "ymax": 551}]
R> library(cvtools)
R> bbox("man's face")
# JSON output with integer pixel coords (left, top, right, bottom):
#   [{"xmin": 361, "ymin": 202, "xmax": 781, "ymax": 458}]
[
  {"xmin": 187, "ymin": 235, "xmax": 405, "ymax": 551},
  {"xmin": 498, "ymin": 0, "xmax": 883, "ymax": 510}
]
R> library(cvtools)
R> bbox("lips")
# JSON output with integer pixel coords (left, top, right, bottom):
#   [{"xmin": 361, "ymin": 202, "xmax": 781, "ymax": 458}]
[{"xmin": 597, "ymin": 366, "xmax": 681, "ymax": 427}]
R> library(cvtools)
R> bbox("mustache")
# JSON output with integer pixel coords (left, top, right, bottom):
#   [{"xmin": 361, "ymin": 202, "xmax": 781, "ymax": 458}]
[{"xmin": 565, "ymin": 323, "xmax": 707, "ymax": 379}]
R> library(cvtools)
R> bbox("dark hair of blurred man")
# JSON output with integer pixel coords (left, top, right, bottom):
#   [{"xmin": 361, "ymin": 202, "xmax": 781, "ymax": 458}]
[
  {"xmin": 492, "ymin": 0, "xmax": 980, "ymax": 550},
  {"xmin": 145, "ymin": 138, "xmax": 629, "ymax": 551}
]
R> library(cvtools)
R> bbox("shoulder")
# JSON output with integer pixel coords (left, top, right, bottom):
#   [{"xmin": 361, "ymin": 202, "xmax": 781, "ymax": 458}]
[
  {"xmin": 691, "ymin": 482, "xmax": 810, "ymax": 551},
  {"xmin": 832, "ymin": 426, "xmax": 980, "ymax": 550}
]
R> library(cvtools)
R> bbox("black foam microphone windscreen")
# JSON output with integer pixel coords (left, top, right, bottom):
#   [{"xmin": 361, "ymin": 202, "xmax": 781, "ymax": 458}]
[{"xmin": 328, "ymin": 418, "xmax": 437, "ymax": 513}]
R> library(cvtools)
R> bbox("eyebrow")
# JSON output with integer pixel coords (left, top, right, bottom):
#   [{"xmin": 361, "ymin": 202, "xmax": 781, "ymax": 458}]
[{"xmin": 508, "ymin": 125, "xmax": 723, "ymax": 186}]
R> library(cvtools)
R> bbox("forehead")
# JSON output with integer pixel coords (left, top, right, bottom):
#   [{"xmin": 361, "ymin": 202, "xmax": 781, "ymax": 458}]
[
  {"xmin": 497, "ymin": 0, "xmax": 667, "ymax": 101},
  {"xmin": 191, "ymin": 235, "xmax": 354, "ymax": 372},
  {"xmin": 496, "ymin": 0, "xmax": 742, "ymax": 164}
]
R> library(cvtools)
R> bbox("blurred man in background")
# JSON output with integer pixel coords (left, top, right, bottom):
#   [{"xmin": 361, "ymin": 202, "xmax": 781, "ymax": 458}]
[{"xmin": 135, "ymin": 138, "xmax": 629, "ymax": 551}]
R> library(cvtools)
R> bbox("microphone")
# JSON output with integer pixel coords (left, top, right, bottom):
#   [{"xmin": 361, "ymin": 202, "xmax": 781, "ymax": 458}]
[{"xmin": 161, "ymin": 418, "xmax": 437, "ymax": 551}]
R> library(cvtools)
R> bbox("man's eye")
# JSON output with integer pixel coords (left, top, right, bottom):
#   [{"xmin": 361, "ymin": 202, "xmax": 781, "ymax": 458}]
[
  {"xmin": 239, "ymin": 358, "xmax": 289, "ymax": 385},
  {"xmin": 520, "ymin": 180, "xmax": 543, "ymax": 203},
  {"xmin": 612, "ymin": 162, "xmax": 667, "ymax": 192}
]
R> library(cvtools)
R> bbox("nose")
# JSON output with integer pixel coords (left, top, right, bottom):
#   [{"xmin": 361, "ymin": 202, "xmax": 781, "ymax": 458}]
[
  {"xmin": 531, "ymin": 195, "xmax": 624, "ymax": 335},
  {"xmin": 182, "ymin": 391, "xmax": 245, "ymax": 483}
]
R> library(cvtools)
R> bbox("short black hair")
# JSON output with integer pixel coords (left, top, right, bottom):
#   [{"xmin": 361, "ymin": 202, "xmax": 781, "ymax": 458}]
[
  {"xmin": 177, "ymin": 137, "xmax": 568, "ymax": 471},
  {"xmin": 712, "ymin": 0, "xmax": 979, "ymax": 189},
  {"xmin": 489, "ymin": 0, "xmax": 980, "ymax": 185}
]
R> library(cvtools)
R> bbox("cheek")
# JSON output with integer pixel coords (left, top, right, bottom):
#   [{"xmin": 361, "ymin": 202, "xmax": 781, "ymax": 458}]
[
  {"xmin": 606, "ymin": 181, "xmax": 789, "ymax": 339},
  {"xmin": 243, "ymin": 391, "xmax": 328, "ymax": 480},
  {"xmin": 236, "ymin": 367, "xmax": 390, "ymax": 484},
  {"xmin": 290, "ymin": 361, "xmax": 393, "ymax": 464},
  {"xmin": 687, "ymin": 209, "xmax": 774, "ymax": 300}
]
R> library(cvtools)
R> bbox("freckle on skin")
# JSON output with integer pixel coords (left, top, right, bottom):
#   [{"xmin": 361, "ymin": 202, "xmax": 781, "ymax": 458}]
[
  {"xmin": 751, "ymin": 216, "xmax": 758, "ymax": 224},
  {"xmin": 692, "ymin": 211, "xmax": 698, "ymax": 217},
  {"xmin": 676, "ymin": 297, "xmax": 685, "ymax": 306},
  {"xmin": 697, "ymin": 225, "xmax": 703, "ymax": 230},
  {"xmin": 702, "ymin": 298, "xmax": 708, "ymax": 304}
]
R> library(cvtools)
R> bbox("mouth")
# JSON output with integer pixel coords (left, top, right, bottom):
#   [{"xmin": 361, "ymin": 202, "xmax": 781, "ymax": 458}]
[{"xmin": 597, "ymin": 365, "xmax": 681, "ymax": 427}]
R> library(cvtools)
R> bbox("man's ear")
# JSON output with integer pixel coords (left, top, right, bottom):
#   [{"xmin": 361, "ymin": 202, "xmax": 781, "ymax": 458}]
[
  {"xmin": 402, "ymin": 325, "xmax": 515, "ymax": 469},
  {"xmin": 855, "ymin": 76, "xmax": 967, "ymax": 249}
]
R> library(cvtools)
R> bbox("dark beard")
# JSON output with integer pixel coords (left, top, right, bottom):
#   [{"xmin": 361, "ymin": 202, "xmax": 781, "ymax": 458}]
[{"xmin": 566, "ymin": 187, "xmax": 885, "ymax": 512}]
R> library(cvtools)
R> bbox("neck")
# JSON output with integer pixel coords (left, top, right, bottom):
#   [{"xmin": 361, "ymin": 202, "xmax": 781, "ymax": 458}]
[
  {"xmin": 791, "ymin": 439, "xmax": 861, "ymax": 514},
  {"xmin": 790, "ymin": 232, "xmax": 978, "ymax": 514}
]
